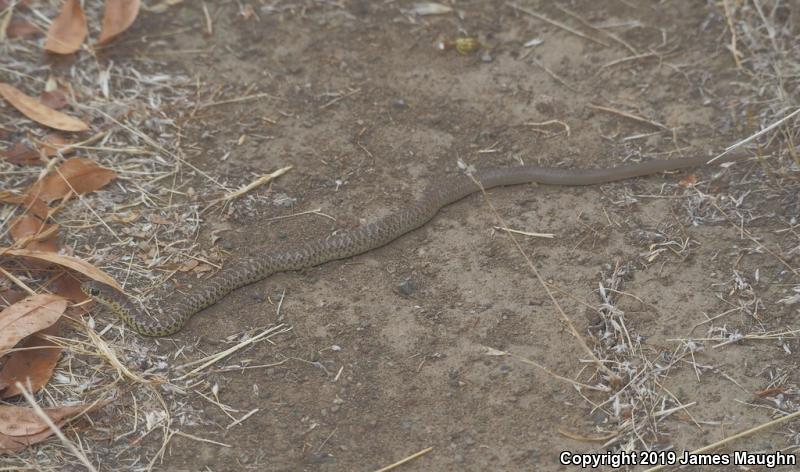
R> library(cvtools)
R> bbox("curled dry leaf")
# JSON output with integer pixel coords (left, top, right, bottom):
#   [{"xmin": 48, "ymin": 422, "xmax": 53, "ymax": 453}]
[
  {"xmin": 98, "ymin": 0, "xmax": 140, "ymax": 45},
  {"xmin": 0, "ymin": 400, "xmax": 109, "ymax": 453},
  {"xmin": 43, "ymin": 0, "xmax": 87, "ymax": 54},
  {"xmin": 26, "ymin": 157, "xmax": 116, "ymax": 203},
  {"xmin": 0, "ymin": 323, "xmax": 61, "ymax": 398},
  {"xmin": 0, "ymin": 294, "xmax": 66, "ymax": 354},
  {"xmin": 0, "ymin": 248, "xmax": 121, "ymax": 290},
  {"xmin": 0, "ymin": 83, "xmax": 89, "ymax": 132}
]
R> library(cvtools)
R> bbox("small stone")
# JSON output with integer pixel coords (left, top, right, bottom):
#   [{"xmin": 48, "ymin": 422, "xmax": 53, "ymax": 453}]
[
  {"xmin": 391, "ymin": 99, "xmax": 407, "ymax": 109},
  {"xmin": 480, "ymin": 51, "xmax": 493, "ymax": 62},
  {"xmin": 399, "ymin": 278, "xmax": 416, "ymax": 296}
]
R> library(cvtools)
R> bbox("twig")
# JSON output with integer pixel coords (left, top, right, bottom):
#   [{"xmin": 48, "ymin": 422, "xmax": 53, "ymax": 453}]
[
  {"xmin": 373, "ymin": 447, "xmax": 434, "ymax": 472},
  {"xmin": 508, "ymin": 3, "xmax": 610, "ymax": 47},
  {"xmin": 173, "ymin": 324, "xmax": 292, "ymax": 380},
  {"xmin": 198, "ymin": 92, "xmax": 280, "ymax": 110},
  {"xmin": 588, "ymin": 104, "xmax": 666, "ymax": 130},
  {"xmin": 208, "ymin": 166, "xmax": 292, "ymax": 205}
]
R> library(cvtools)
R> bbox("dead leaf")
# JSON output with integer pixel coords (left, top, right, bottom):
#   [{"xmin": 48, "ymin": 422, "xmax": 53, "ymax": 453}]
[
  {"xmin": 0, "ymin": 323, "xmax": 61, "ymax": 398},
  {"xmin": 38, "ymin": 133, "xmax": 73, "ymax": 157},
  {"xmin": 44, "ymin": 0, "xmax": 87, "ymax": 54},
  {"xmin": 0, "ymin": 142, "xmax": 40, "ymax": 166},
  {"xmin": 9, "ymin": 215, "xmax": 59, "ymax": 253},
  {"xmin": 0, "ymin": 248, "xmax": 121, "ymax": 290},
  {"xmin": 26, "ymin": 157, "xmax": 116, "ymax": 203},
  {"xmin": 0, "ymin": 400, "xmax": 108, "ymax": 453},
  {"xmin": 40, "ymin": 89, "xmax": 68, "ymax": 110},
  {"xmin": 7, "ymin": 19, "xmax": 41, "ymax": 39},
  {"xmin": 0, "ymin": 83, "xmax": 89, "ymax": 132},
  {"xmin": 0, "ymin": 288, "xmax": 26, "ymax": 308},
  {"xmin": 0, "ymin": 294, "xmax": 66, "ymax": 354},
  {"xmin": 0, "ymin": 192, "xmax": 50, "ymax": 220},
  {"xmin": 97, "ymin": 0, "xmax": 140, "ymax": 45},
  {"xmin": 49, "ymin": 273, "xmax": 90, "ymax": 304}
]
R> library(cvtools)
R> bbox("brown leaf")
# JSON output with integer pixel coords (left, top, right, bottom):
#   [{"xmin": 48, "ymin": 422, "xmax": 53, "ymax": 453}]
[
  {"xmin": 44, "ymin": 0, "xmax": 87, "ymax": 54},
  {"xmin": 7, "ymin": 19, "xmax": 41, "ymax": 39},
  {"xmin": 0, "ymin": 400, "xmax": 108, "ymax": 453},
  {"xmin": 40, "ymin": 89, "xmax": 68, "ymax": 110},
  {"xmin": 0, "ymin": 288, "xmax": 27, "ymax": 308},
  {"xmin": 9, "ymin": 215, "xmax": 59, "ymax": 253},
  {"xmin": 0, "ymin": 192, "xmax": 50, "ymax": 220},
  {"xmin": 39, "ymin": 133, "xmax": 73, "ymax": 157},
  {"xmin": 0, "ymin": 83, "xmax": 89, "ymax": 132},
  {"xmin": 0, "ymin": 294, "xmax": 66, "ymax": 354},
  {"xmin": 0, "ymin": 248, "xmax": 122, "ymax": 290},
  {"xmin": 0, "ymin": 323, "xmax": 61, "ymax": 398},
  {"xmin": 0, "ymin": 142, "xmax": 40, "ymax": 166},
  {"xmin": 26, "ymin": 157, "xmax": 116, "ymax": 203},
  {"xmin": 49, "ymin": 273, "xmax": 90, "ymax": 304},
  {"xmin": 97, "ymin": 0, "xmax": 140, "ymax": 45}
]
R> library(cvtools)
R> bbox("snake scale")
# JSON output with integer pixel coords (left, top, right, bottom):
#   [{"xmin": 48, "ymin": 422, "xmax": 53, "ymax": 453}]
[{"xmin": 82, "ymin": 152, "xmax": 746, "ymax": 336}]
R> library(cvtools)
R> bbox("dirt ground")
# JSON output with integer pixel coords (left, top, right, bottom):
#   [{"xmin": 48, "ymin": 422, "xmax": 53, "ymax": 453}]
[{"xmin": 3, "ymin": 0, "xmax": 800, "ymax": 471}]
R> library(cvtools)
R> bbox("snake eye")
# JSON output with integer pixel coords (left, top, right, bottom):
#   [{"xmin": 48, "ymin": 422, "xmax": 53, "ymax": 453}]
[{"xmin": 89, "ymin": 287, "xmax": 100, "ymax": 296}]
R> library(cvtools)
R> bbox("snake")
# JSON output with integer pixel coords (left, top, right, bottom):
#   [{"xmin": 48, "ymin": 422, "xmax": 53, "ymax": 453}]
[{"xmin": 81, "ymin": 152, "xmax": 747, "ymax": 336}]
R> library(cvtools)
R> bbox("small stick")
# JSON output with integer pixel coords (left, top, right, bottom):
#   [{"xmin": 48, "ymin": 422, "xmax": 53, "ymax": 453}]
[
  {"xmin": 508, "ymin": 3, "xmax": 610, "ymax": 47},
  {"xmin": 554, "ymin": 4, "xmax": 638, "ymax": 53},
  {"xmin": 320, "ymin": 88, "xmax": 361, "ymax": 109},
  {"xmin": 198, "ymin": 92, "xmax": 279, "ymax": 110},
  {"xmin": 173, "ymin": 430, "xmax": 232, "ymax": 448},
  {"xmin": 721, "ymin": 0, "xmax": 742, "ymax": 68},
  {"xmin": 588, "ymin": 104, "xmax": 667, "ymax": 130},
  {"xmin": 373, "ymin": 447, "xmax": 434, "ymax": 472},
  {"xmin": 202, "ymin": 2, "xmax": 213, "ymax": 36},
  {"xmin": 209, "ymin": 166, "xmax": 292, "ymax": 204},
  {"xmin": 531, "ymin": 59, "xmax": 578, "ymax": 92},
  {"xmin": 227, "ymin": 408, "xmax": 259, "ymax": 429},
  {"xmin": 524, "ymin": 119, "xmax": 571, "ymax": 136},
  {"xmin": 493, "ymin": 226, "xmax": 554, "ymax": 239}
]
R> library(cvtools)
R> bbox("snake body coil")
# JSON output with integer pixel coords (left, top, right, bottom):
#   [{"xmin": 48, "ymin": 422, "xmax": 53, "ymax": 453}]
[{"xmin": 81, "ymin": 154, "xmax": 744, "ymax": 336}]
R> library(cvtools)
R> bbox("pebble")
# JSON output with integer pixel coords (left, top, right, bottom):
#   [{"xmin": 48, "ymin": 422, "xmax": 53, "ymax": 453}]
[
  {"xmin": 391, "ymin": 99, "xmax": 407, "ymax": 109},
  {"xmin": 480, "ymin": 51, "xmax": 493, "ymax": 62},
  {"xmin": 399, "ymin": 278, "xmax": 416, "ymax": 296}
]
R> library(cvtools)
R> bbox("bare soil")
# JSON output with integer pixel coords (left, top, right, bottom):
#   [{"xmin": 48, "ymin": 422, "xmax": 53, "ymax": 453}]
[{"xmin": 4, "ymin": 1, "xmax": 800, "ymax": 471}]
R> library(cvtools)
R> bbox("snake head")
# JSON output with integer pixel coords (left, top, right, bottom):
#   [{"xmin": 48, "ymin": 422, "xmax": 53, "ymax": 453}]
[{"xmin": 80, "ymin": 280, "xmax": 118, "ymax": 304}]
